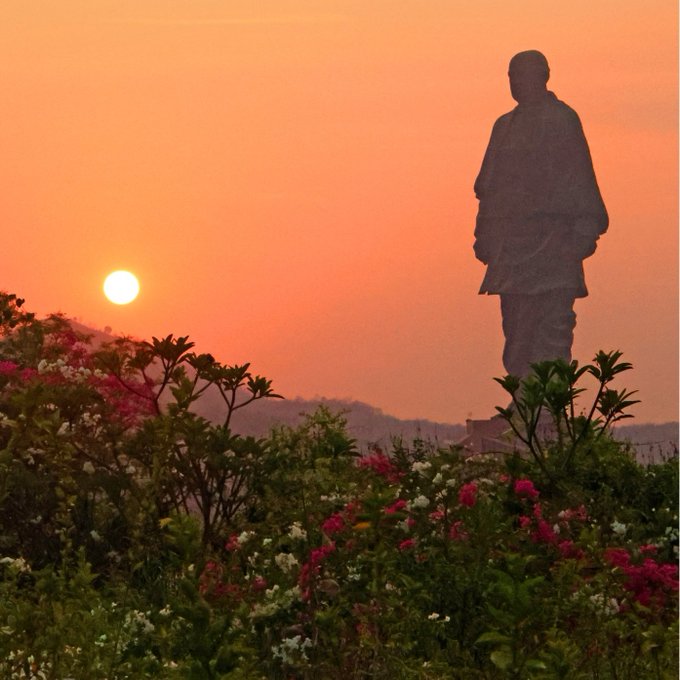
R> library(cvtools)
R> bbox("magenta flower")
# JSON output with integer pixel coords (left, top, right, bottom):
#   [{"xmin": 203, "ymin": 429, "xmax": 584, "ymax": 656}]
[
  {"xmin": 384, "ymin": 499, "xmax": 408, "ymax": 515},
  {"xmin": 621, "ymin": 558, "xmax": 678, "ymax": 607},
  {"xmin": 225, "ymin": 534, "xmax": 240, "ymax": 552},
  {"xmin": 639, "ymin": 544, "xmax": 658, "ymax": 556},
  {"xmin": 321, "ymin": 512, "xmax": 346, "ymax": 535},
  {"xmin": 532, "ymin": 519, "xmax": 557, "ymax": 545},
  {"xmin": 514, "ymin": 478, "xmax": 539, "ymax": 500},
  {"xmin": 448, "ymin": 521, "xmax": 467, "ymax": 541},
  {"xmin": 558, "ymin": 540, "xmax": 585, "ymax": 560},
  {"xmin": 518, "ymin": 515, "xmax": 531, "ymax": 529},
  {"xmin": 252, "ymin": 577, "xmax": 268, "ymax": 592},
  {"xmin": 299, "ymin": 542, "xmax": 336, "ymax": 589},
  {"xmin": 398, "ymin": 538, "xmax": 415, "ymax": 551},
  {"xmin": 0, "ymin": 361, "xmax": 18, "ymax": 376},
  {"xmin": 604, "ymin": 547, "xmax": 631, "ymax": 569},
  {"xmin": 357, "ymin": 452, "xmax": 402, "ymax": 483},
  {"xmin": 458, "ymin": 482, "xmax": 478, "ymax": 508}
]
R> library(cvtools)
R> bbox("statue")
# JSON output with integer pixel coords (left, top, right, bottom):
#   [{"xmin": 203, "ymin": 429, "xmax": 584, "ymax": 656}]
[{"xmin": 474, "ymin": 50, "xmax": 608, "ymax": 377}]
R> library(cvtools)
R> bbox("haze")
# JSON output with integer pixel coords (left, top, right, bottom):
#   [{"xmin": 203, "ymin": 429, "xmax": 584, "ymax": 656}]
[{"xmin": 1, "ymin": 0, "xmax": 676, "ymax": 424}]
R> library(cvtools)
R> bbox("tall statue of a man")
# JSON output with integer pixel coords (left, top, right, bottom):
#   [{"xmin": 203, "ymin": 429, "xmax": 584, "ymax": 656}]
[{"xmin": 474, "ymin": 50, "xmax": 608, "ymax": 377}]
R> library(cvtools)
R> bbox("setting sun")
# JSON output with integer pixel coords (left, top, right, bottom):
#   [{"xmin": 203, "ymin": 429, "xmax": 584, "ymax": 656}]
[{"xmin": 103, "ymin": 271, "xmax": 140, "ymax": 305}]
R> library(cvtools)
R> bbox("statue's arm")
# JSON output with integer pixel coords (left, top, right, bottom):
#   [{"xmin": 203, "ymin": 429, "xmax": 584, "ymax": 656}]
[
  {"xmin": 562, "ymin": 110, "xmax": 608, "ymax": 258},
  {"xmin": 473, "ymin": 117, "xmax": 509, "ymax": 264}
]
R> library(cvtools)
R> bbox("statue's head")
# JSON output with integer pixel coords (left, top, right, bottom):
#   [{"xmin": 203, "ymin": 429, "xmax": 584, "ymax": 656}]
[{"xmin": 508, "ymin": 50, "xmax": 550, "ymax": 104}]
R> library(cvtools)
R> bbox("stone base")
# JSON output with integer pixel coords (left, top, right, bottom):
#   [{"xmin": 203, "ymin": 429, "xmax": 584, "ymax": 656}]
[{"xmin": 456, "ymin": 416, "xmax": 518, "ymax": 456}]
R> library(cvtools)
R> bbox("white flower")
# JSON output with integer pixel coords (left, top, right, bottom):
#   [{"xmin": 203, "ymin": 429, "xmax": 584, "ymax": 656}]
[
  {"xmin": 409, "ymin": 495, "xmax": 430, "ymax": 509},
  {"xmin": 610, "ymin": 520, "xmax": 627, "ymax": 536},
  {"xmin": 272, "ymin": 635, "xmax": 313, "ymax": 663},
  {"xmin": 275, "ymin": 552, "xmax": 299, "ymax": 573},
  {"xmin": 288, "ymin": 523, "xmax": 307, "ymax": 541},
  {"xmin": 411, "ymin": 461, "xmax": 432, "ymax": 475},
  {"xmin": 589, "ymin": 593, "xmax": 620, "ymax": 616},
  {"xmin": 0, "ymin": 556, "xmax": 31, "ymax": 573},
  {"xmin": 262, "ymin": 537, "xmax": 272, "ymax": 546},
  {"xmin": 265, "ymin": 584, "xmax": 280, "ymax": 598},
  {"xmin": 428, "ymin": 612, "xmax": 439, "ymax": 620},
  {"xmin": 432, "ymin": 472, "xmax": 443, "ymax": 485},
  {"xmin": 237, "ymin": 530, "xmax": 255, "ymax": 545},
  {"xmin": 82, "ymin": 461, "xmax": 95, "ymax": 475}
]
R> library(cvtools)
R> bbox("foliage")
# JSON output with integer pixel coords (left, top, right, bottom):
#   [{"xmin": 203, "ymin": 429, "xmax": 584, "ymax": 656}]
[
  {"xmin": 0, "ymin": 292, "xmax": 677, "ymax": 679},
  {"xmin": 494, "ymin": 351, "xmax": 640, "ymax": 486}
]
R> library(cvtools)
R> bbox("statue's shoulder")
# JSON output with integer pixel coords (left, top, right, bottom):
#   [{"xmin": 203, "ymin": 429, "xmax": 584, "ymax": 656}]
[
  {"xmin": 546, "ymin": 93, "xmax": 583, "ymax": 130},
  {"xmin": 491, "ymin": 110, "xmax": 514, "ymax": 134}
]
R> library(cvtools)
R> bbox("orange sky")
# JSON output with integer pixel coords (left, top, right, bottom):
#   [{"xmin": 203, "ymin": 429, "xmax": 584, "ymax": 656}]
[{"xmin": 1, "ymin": 0, "xmax": 677, "ymax": 424}]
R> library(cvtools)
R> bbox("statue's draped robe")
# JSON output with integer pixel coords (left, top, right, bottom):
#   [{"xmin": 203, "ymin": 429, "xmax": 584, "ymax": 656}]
[{"xmin": 474, "ymin": 91, "xmax": 608, "ymax": 298}]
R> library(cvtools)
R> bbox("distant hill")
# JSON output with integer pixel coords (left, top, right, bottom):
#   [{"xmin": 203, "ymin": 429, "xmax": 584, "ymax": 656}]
[
  {"xmin": 194, "ymin": 388, "xmax": 678, "ymax": 462},
  {"xmin": 194, "ymin": 392, "xmax": 467, "ymax": 452},
  {"xmin": 65, "ymin": 320, "xmax": 679, "ymax": 461}
]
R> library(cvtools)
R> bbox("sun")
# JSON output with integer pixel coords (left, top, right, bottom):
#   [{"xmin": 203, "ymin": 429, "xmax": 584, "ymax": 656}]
[{"xmin": 103, "ymin": 270, "xmax": 140, "ymax": 305}]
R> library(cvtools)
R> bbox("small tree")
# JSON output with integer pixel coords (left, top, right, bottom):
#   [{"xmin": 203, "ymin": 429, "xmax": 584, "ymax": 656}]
[{"xmin": 494, "ymin": 351, "xmax": 640, "ymax": 486}]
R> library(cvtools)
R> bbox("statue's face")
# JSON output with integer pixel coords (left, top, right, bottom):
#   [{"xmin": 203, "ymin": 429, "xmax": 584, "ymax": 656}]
[{"xmin": 508, "ymin": 65, "xmax": 548, "ymax": 104}]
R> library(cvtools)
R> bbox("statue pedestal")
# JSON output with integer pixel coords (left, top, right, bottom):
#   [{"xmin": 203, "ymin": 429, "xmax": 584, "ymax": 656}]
[
  {"xmin": 456, "ymin": 414, "xmax": 558, "ymax": 456},
  {"xmin": 456, "ymin": 416, "xmax": 517, "ymax": 456}
]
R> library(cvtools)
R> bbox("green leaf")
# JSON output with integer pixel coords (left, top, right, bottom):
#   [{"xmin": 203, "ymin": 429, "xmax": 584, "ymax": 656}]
[
  {"xmin": 476, "ymin": 631, "xmax": 511, "ymax": 644},
  {"xmin": 490, "ymin": 647, "xmax": 513, "ymax": 670}
]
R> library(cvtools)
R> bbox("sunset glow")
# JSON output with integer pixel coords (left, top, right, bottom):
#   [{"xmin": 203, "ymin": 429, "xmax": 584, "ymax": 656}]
[{"xmin": 0, "ymin": 1, "xmax": 676, "ymax": 424}]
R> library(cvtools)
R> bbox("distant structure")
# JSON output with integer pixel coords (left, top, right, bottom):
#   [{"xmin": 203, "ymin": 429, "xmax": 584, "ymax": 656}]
[{"xmin": 473, "ymin": 50, "xmax": 608, "ymax": 377}]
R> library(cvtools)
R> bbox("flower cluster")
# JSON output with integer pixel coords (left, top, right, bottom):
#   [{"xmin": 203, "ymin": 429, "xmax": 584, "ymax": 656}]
[{"xmin": 356, "ymin": 450, "xmax": 403, "ymax": 483}]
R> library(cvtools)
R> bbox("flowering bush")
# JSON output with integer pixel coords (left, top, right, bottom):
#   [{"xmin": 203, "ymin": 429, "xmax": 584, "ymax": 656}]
[{"xmin": 0, "ymin": 293, "xmax": 677, "ymax": 678}]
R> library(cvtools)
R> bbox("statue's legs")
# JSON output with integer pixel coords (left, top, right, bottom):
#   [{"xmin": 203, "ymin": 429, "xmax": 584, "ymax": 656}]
[{"xmin": 500, "ymin": 290, "xmax": 577, "ymax": 376}]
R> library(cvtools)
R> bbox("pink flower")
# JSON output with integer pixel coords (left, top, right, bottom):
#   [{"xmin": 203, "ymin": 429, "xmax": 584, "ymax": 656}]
[
  {"xmin": 398, "ymin": 538, "xmax": 415, "ymax": 551},
  {"xmin": 299, "ymin": 542, "xmax": 336, "ymax": 588},
  {"xmin": 558, "ymin": 505, "xmax": 588, "ymax": 523},
  {"xmin": 0, "ymin": 361, "xmax": 18, "ymax": 376},
  {"xmin": 357, "ymin": 452, "xmax": 402, "ymax": 483},
  {"xmin": 639, "ymin": 544, "xmax": 658, "ymax": 556},
  {"xmin": 532, "ymin": 519, "xmax": 557, "ymax": 545},
  {"xmin": 514, "ymin": 478, "xmax": 539, "ymax": 500},
  {"xmin": 321, "ymin": 512, "xmax": 345, "ymax": 535},
  {"xmin": 518, "ymin": 515, "xmax": 532, "ymax": 529},
  {"xmin": 604, "ymin": 547, "xmax": 631, "ymax": 568},
  {"xmin": 19, "ymin": 367, "xmax": 37, "ymax": 381},
  {"xmin": 428, "ymin": 509, "xmax": 445, "ymax": 521},
  {"xmin": 558, "ymin": 540, "xmax": 585, "ymax": 560},
  {"xmin": 384, "ymin": 499, "xmax": 408, "ymax": 515},
  {"xmin": 252, "ymin": 577, "xmax": 268, "ymax": 592},
  {"xmin": 225, "ymin": 534, "xmax": 240, "ymax": 551},
  {"xmin": 621, "ymin": 559, "xmax": 678, "ymax": 607},
  {"xmin": 448, "ymin": 521, "xmax": 467, "ymax": 541},
  {"xmin": 458, "ymin": 482, "xmax": 478, "ymax": 508}
]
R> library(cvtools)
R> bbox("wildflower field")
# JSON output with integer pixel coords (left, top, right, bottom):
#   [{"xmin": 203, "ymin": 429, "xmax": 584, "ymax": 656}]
[{"xmin": 0, "ymin": 293, "xmax": 677, "ymax": 679}]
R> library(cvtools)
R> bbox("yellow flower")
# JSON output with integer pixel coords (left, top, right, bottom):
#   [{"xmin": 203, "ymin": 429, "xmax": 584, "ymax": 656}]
[{"xmin": 353, "ymin": 521, "xmax": 371, "ymax": 531}]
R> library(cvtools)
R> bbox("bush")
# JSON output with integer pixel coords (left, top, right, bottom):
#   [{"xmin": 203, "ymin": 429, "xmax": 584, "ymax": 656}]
[{"xmin": 0, "ymin": 292, "xmax": 676, "ymax": 678}]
